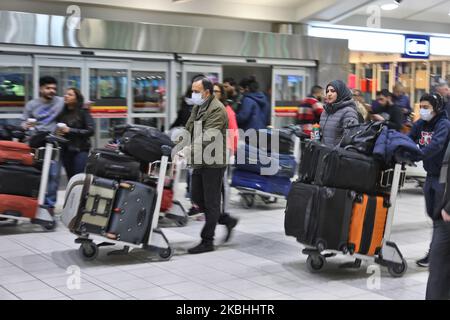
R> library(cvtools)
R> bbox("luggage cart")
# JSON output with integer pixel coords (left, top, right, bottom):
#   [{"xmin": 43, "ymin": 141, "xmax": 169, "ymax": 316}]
[
  {"xmin": 75, "ymin": 147, "xmax": 174, "ymax": 261},
  {"xmin": 0, "ymin": 134, "xmax": 62, "ymax": 231},
  {"xmin": 148, "ymin": 155, "xmax": 188, "ymax": 227},
  {"xmin": 235, "ymin": 187, "xmax": 286, "ymax": 209},
  {"xmin": 301, "ymin": 163, "xmax": 408, "ymax": 278}
]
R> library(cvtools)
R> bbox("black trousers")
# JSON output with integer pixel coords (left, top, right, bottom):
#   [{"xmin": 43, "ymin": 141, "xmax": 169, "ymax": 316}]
[
  {"xmin": 426, "ymin": 220, "xmax": 450, "ymax": 300},
  {"xmin": 191, "ymin": 167, "xmax": 232, "ymax": 243}
]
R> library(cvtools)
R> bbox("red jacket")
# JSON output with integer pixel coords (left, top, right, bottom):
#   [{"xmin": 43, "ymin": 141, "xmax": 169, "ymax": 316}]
[{"xmin": 226, "ymin": 105, "xmax": 239, "ymax": 154}]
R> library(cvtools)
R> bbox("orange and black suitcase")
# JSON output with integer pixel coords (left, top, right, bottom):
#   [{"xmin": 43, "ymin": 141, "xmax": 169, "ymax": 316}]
[{"xmin": 348, "ymin": 194, "xmax": 389, "ymax": 256}]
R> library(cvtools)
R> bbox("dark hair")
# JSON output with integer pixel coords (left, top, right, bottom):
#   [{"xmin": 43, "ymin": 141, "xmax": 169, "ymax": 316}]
[
  {"xmin": 223, "ymin": 77, "xmax": 236, "ymax": 87},
  {"xmin": 213, "ymin": 83, "xmax": 227, "ymax": 105},
  {"xmin": 192, "ymin": 74, "xmax": 214, "ymax": 95},
  {"xmin": 39, "ymin": 76, "xmax": 57, "ymax": 87},
  {"xmin": 65, "ymin": 87, "xmax": 84, "ymax": 110},
  {"xmin": 239, "ymin": 76, "xmax": 259, "ymax": 93},
  {"xmin": 376, "ymin": 89, "xmax": 393, "ymax": 98},
  {"xmin": 311, "ymin": 85, "xmax": 323, "ymax": 95},
  {"xmin": 421, "ymin": 93, "xmax": 444, "ymax": 113}
]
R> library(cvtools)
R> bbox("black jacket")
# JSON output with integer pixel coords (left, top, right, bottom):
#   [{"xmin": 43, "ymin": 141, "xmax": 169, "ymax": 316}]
[
  {"xmin": 57, "ymin": 107, "xmax": 95, "ymax": 152},
  {"xmin": 373, "ymin": 103, "xmax": 403, "ymax": 131},
  {"xmin": 170, "ymin": 101, "xmax": 193, "ymax": 129}
]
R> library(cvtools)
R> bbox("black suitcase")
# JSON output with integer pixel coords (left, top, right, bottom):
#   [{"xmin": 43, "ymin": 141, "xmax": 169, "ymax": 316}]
[
  {"xmin": 119, "ymin": 127, "xmax": 174, "ymax": 163},
  {"xmin": 0, "ymin": 164, "xmax": 41, "ymax": 198},
  {"xmin": 285, "ymin": 182, "xmax": 353, "ymax": 252},
  {"xmin": 314, "ymin": 148, "xmax": 381, "ymax": 194},
  {"xmin": 107, "ymin": 181, "xmax": 157, "ymax": 245},
  {"xmin": 85, "ymin": 148, "xmax": 142, "ymax": 181},
  {"xmin": 298, "ymin": 141, "xmax": 332, "ymax": 183}
]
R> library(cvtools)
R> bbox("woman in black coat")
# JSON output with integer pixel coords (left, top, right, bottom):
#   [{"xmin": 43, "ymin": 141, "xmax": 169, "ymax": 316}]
[{"xmin": 56, "ymin": 87, "xmax": 95, "ymax": 179}]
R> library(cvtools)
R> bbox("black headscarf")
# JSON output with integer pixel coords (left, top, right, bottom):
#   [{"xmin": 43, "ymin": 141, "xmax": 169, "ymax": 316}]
[{"xmin": 325, "ymin": 80, "xmax": 355, "ymax": 113}]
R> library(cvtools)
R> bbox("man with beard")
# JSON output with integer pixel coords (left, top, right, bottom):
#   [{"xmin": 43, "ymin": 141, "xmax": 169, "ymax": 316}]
[{"xmin": 22, "ymin": 76, "xmax": 64, "ymax": 214}]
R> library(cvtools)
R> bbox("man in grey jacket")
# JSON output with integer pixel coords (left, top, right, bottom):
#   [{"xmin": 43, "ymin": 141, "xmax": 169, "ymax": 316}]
[
  {"xmin": 426, "ymin": 142, "xmax": 450, "ymax": 300},
  {"xmin": 319, "ymin": 80, "xmax": 359, "ymax": 147},
  {"xmin": 22, "ymin": 76, "xmax": 64, "ymax": 212}
]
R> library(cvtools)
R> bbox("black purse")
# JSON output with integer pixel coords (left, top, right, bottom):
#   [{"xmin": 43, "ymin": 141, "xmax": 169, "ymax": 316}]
[{"xmin": 340, "ymin": 121, "xmax": 385, "ymax": 155}]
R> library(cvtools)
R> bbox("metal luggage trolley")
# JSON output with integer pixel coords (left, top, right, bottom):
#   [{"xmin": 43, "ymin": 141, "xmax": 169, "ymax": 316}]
[
  {"xmin": 76, "ymin": 146, "xmax": 174, "ymax": 261},
  {"xmin": 0, "ymin": 133, "xmax": 63, "ymax": 231},
  {"xmin": 301, "ymin": 163, "xmax": 408, "ymax": 278},
  {"xmin": 149, "ymin": 155, "xmax": 188, "ymax": 227}
]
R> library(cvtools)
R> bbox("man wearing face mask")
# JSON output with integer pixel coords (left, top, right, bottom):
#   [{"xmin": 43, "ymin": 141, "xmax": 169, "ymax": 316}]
[
  {"xmin": 408, "ymin": 93, "xmax": 450, "ymax": 268},
  {"xmin": 183, "ymin": 75, "xmax": 234, "ymax": 254}
]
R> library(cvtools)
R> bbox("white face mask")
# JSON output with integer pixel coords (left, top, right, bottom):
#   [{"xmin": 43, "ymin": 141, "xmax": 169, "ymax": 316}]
[
  {"xmin": 184, "ymin": 97, "xmax": 194, "ymax": 106},
  {"xmin": 420, "ymin": 108, "xmax": 434, "ymax": 121},
  {"xmin": 191, "ymin": 92, "xmax": 205, "ymax": 106}
]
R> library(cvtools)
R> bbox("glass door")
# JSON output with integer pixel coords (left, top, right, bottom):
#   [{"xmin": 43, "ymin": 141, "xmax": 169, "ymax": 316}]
[
  {"xmin": 130, "ymin": 61, "xmax": 169, "ymax": 131},
  {"xmin": 0, "ymin": 55, "xmax": 33, "ymax": 127},
  {"xmin": 34, "ymin": 56, "xmax": 83, "ymax": 98},
  {"xmin": 86, "ymin": 60, "xmax": 130, "ymax": 148},
  {"xmin": 271, "ymin": 68, "xmax": 306, "ymax": 128},
  {"xmin": 182, "ymin": 64, "xmax": 222, "ymax": 93}
]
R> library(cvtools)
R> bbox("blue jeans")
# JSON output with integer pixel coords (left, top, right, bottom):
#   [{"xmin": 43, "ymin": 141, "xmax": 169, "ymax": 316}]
[
  {"xmin": 61, "ymin": 150, "xmax": 89, "ymax": 180},
  {"xmin": 45, "ymin": 160, "xmax": 62, "ymax": 208}
]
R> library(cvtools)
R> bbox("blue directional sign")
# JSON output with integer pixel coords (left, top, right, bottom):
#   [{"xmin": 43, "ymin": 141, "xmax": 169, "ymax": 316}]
[{"xmin": 402, "ymin": 35, "xmax": 430, "ymax": 59}]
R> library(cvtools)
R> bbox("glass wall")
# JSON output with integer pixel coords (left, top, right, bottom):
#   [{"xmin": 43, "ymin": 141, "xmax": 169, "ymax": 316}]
[{"xmin": 0, "ymin": 66, "xmax": 32, "ymax": 114}]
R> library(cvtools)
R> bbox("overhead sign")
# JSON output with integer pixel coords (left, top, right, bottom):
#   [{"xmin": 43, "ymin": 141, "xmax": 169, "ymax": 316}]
[{"xmin": 402, "ymin": 35, "xmax": 430, "ymax": 59}]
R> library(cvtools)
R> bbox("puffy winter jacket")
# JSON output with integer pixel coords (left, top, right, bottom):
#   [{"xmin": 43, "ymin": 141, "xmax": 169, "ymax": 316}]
[
  {"xmin": 373, "ymin": 127, "xmax": 423, "ymax": 166},
  {"xmin": 236, "ymin": 92, "xmax": 269, "ymax": 131},
  {"xmin": 408, "ymin": 112, "xmax": 450, "ymax": 177}
]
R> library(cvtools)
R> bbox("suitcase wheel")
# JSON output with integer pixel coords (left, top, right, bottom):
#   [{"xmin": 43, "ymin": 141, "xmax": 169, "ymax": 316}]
[
  {"xmin": 42, "ymin": 220, "xmax": 56, "ymax": 231},
  {"xmin": 240, "ymin": 194, "xmax": 255, "ymax": 209},
  {"xmin": 79, "ymin": 242, "xmax": 99, "ymax": 261},
  {"xmin": 306, "ymin": 254, "xmax": 326, "ymax": 273},
  {"xmin": 387, "ymin": 258, "xmax": 408, "ymax": 278},
  {"xmin": 158, "ymin": 247, "xmax": 173, "ymax": 261}
]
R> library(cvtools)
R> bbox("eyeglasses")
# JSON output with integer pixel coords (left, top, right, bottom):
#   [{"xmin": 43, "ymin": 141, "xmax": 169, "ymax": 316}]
[{"xmin": 213, "ymin": 90, "xmax": 221, "ymax": 93}]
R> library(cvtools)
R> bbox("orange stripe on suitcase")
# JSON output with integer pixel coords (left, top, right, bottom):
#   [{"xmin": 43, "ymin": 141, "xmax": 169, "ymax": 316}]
[
  {"xmin": 367, "ymin": 196, "xmax": 388, "ymax": 256},
  {"xmin": 0, "ymin": 195, "xmax": 38, "ymax": 219},
  {"xmin": 348, "ymin": 195, "xmax": 368, "ymax": 253}
]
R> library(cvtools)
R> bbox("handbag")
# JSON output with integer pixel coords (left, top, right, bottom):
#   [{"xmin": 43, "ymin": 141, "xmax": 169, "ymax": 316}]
[{"xmin": 340, "ymin": 121, "xmax": 385, "ymax": 155}]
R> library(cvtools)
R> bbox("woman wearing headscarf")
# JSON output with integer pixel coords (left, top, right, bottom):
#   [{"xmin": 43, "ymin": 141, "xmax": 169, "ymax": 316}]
[{"xmin": 319, "ymin": 80, "xmax": 360, "ymax": 147}]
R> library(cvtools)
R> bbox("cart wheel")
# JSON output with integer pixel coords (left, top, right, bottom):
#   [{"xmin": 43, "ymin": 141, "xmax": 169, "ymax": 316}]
[
  {"xmin": 387, "ymin": 259, "xmax": 408, "ymax": 278},
  {"xmin": 79, "ymin": 242, "xmax": 99, "ymax": 261},
  {"xmin": 240, "ymin": 195, "xmax": 254, "ymax": 208},
  {"xmin": 175, "ymin": 217, "xmax": 188, "ymax": 227},
  {"xmin": 158, "ymin": 247, "xmax": 173, "ymax": 261},
  {"xmin": 341, "ymin": 245, "xmax": 349, "ymax": 255},
  {"xmin": 316, "ymin": 241, "xmax": 326, "ymax": 253},
  {"xmin": 306, "ymin": 254, "xmax": 326, "ymax": 273},
  {"xmin": 42, "ymin": 221, "xmax": 56, "ymax": 231}
]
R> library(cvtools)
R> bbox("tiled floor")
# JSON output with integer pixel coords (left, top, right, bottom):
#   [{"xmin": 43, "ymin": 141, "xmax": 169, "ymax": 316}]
[{"xmin": 0, "ymin": 181, "xmax": 432, "ymax": 300}]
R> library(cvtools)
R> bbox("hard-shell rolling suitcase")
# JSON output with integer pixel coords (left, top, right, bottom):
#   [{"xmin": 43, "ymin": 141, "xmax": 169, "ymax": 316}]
[
  {"xmin": 61, "ymin": 173, "xmax": 85, "ymax": 228},
  {"xmin": 0, "ymin": 141, "xmax": 34, "ymax": 166},
  {"xmin": 85, "ymin": 148, "xmax": 142, "ymax": 181},
  {"xmin": 348, "ymin": 194, "xmax": 389, "ymax": 256},
  {"xmin": 0, "ymin": 194, "xmax": 38, "ymax": 219},
  {"xmin": 0, "ymin": 164, "xmax": 41, "ymax": 198},
  {"xmin": 314, "ymin": 148, "xmax": 381, "ymax": 194},
  {"xmin": 231, "ymin": 170, "xmax": 291, "ymax": 197},
  {"xmin": 64, "ymin": 174, "xmax": 119, "ymax": 235},
  {"xmin": 107, "ymin": 181, "xmax": 157, "ymax": 244},
  {"xmin": 284, "ymin": 182, "xmax": 354, "ymax": 252}
]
